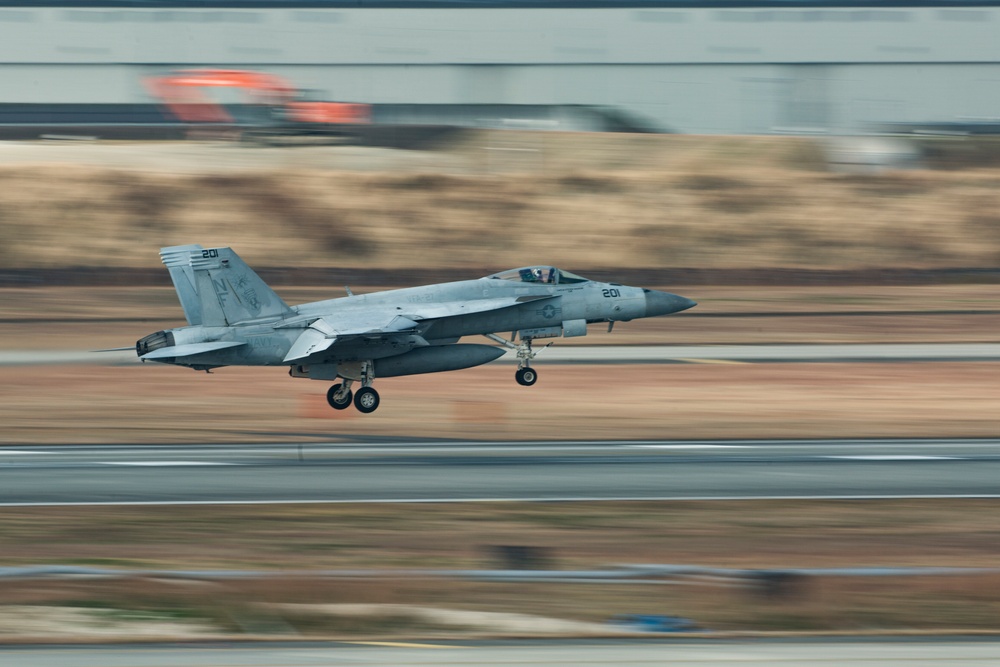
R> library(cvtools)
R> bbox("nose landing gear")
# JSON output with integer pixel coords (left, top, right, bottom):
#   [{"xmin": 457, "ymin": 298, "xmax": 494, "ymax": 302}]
[
  {"xmin": 515, "ymin": 367, "xmax": 537, "ymax": 386},
  {"xmin": 485, "ymin": 333, "xmax": 551, "ymax": 387}
]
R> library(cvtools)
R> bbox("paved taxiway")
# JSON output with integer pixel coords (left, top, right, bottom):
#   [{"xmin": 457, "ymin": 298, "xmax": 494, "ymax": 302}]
[
  {"xmin": 6, "ymin": 639, "xmax": 1000, "ymax": 666},
  {"xmin": 2, "ymin": 439, "xmax": 999, "ymax": 505}
]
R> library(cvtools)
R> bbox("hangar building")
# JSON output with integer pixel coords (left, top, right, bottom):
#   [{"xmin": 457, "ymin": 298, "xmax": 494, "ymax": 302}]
[{"xmin": 0, "ymin": 0, "xmax": 998, "ymax": 134}]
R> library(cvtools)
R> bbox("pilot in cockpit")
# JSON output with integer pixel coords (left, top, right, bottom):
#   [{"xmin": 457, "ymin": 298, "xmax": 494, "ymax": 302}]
[{"xmin": 532, "ymin": 268, "xmax": 555, "ymax": 284}]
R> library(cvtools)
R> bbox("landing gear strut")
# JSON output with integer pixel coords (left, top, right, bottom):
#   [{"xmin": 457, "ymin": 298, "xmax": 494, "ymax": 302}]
[
  {"xmin": 327, "ymin": 360, "xmax": 380, "ymax": 414},
  {"xmin": 485, "ymin": 333, "xmax": 550, "ymax": 387}
]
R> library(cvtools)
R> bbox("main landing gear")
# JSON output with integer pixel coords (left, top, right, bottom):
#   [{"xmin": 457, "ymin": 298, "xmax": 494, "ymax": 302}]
[
  {"xmin": 327, "ymin": 383, "xmax": 353, "ymax": 409},
  {"xmin": 326, "ymin": 361, "xmax": 381, "ymax": 414},
  {"xmin": 485, "ymin": 334, "xmax": 550, "ymax": 387}
]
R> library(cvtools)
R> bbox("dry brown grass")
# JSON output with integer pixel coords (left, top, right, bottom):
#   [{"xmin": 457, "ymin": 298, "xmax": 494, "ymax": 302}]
[
  {"xmin": 3, "ymin": 134, "xmax": 1000, "ymax": 272},
  {"xmin": 9, "ymin": 573, "xmax": 1000, "ymax": 635},
  {"xmin": 2, "ymin": 361, "xmax": 1000, "ymax": 445},
  {"xmin": 2, "ymin": 501, "xmax": 1000, "ymax": 634},
  {"xmin": 4, "ymin": 500, "xmax": 998, "ymax": 571}
]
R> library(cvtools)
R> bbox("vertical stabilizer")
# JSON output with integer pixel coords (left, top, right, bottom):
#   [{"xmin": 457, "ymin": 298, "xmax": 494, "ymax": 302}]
[
  {"xmin": 160, "ymin": 244, "xmax": 204, "ymax": 325},
  {"xmin": 159, "ymin": 245, "xmax": 293, "ymax": 326}
]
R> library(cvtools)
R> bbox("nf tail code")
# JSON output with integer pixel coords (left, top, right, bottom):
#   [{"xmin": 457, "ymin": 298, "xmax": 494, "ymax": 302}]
[{"xmin": 160, "ymin": 244, "xmax": 292, "ymax": 327}]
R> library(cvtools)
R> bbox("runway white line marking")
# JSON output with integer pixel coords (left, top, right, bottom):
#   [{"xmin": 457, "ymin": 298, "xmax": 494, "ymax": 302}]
[
  {"xmin": 98, "ymin": 462, "xmax": 237, "ymax": 467},
  {"xmin": 349, "ymin": 641, "xmax": 458, "ymax": 649},
  {"xmin": 630, "ymin": 444, "xmax": 747, "ymax": 449},
  {"xmin": 825, "ymin": 455, "xmax": 962, "ymax": 461},
  {"xmin": 674, "ymin": 358, "xmax": 749, "ymax": 365}
]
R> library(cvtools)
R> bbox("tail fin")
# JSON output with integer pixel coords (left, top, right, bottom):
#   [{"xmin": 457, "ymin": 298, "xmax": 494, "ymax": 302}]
[
  {"xmin": 160, "ymin": 244, "xmax": 204, "ymax": 325},
  {"xmin": 159, "ymin": 245, "xmax": 293, "ymax": 326}
]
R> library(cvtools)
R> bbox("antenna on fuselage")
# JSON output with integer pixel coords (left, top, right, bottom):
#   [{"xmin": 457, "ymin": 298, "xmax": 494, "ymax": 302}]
[{"xmin": 345, "ymin": 286, "xmax": 354, "ymax": 297}]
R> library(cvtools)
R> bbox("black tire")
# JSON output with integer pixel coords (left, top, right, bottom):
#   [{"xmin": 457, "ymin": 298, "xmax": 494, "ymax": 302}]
[
  {"xmin": 354, "ymin": 386, "xmax": 381, "ymax": 414},
  {"xmin": 515, "ymin": 367, "xmax": 538, "ymax": 386},
  {"xmin": 327, "ymin": 384, "xmax": 352, "ymax": 410}
]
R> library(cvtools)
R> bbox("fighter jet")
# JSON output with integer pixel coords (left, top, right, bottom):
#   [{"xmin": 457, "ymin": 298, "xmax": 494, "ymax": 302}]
[{"xmin": 136, "ymin": 245, "xmax": 696, "ymax": 413}]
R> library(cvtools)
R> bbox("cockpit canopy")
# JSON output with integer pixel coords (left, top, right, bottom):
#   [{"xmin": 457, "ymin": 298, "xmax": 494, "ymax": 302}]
[{"xmin": 485, "ymin": 266, "xmax": 590, "ymax": 285}]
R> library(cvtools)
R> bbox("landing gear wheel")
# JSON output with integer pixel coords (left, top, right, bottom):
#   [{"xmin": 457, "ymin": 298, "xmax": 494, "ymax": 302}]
[
  {"xmin": 327, "ymin": 384, "xmax": 352, "ymax": 410},
  {"xmin": 354, "ymin": 386, "xmax": 380, "ymax": 413},
  {"xmin": 515, "ymin": 367, "xmax": 538, "ymax": 386}
]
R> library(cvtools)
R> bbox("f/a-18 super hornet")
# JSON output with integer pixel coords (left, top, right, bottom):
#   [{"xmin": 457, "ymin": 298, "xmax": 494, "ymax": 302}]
[{"xmin": 135, "ymin": 245, "xmax": 696, "ymax": 414}]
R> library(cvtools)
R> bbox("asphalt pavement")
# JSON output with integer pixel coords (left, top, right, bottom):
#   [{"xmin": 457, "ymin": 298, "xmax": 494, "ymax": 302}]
[
  {"xmin": 2, "ymin": 438, "xmax": 999, "ymax": 505},
  {"xmin": 5, "ymin": 639, "xmax": 1000, "ymax": 666}
]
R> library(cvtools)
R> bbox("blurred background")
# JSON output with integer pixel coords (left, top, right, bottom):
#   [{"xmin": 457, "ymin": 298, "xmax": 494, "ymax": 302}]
[
  {"xmin": 1, "ymin": 0, "xmax": 1000, "ymax": 651},
  {"xmin": 1, "ymin": 0, "xmax": 1000, "ymax": 138},
  {"xmin": 3, "ymin": 0, "xmax": 1000, "ymax": 273}
]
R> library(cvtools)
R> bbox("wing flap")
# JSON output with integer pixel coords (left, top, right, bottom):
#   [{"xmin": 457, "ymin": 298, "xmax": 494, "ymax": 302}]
[
  {"xmin": 283, "ymin": 328, "xmax": 336, "ymax": 363},
  {"xmin": 140, "ymin": 341, "xmax": 246, "ymax": 360}
]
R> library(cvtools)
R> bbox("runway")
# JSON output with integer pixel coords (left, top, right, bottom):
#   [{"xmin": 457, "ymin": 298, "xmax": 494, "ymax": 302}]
[
  {"xmin": 6, "ymin": 639, "xmax": 1000, "ymax": 666},
  {"xmin": 2, "ymin": 438, "xmax": 1000, "ymax": 505}
]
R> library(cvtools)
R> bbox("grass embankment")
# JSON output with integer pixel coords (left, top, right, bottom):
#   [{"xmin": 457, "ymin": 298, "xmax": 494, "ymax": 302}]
[{"xmin": 2, "ymin": 134, "xmax": 1000, "ymax": 273}]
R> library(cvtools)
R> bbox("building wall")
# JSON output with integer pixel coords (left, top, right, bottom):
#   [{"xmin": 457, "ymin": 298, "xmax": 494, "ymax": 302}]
[{"xmin": 1, "ymin": 5, "xmax": 998, "ymax": 133}]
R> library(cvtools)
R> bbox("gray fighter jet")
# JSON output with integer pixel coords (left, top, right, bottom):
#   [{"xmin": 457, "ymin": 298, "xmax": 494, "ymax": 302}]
[{"xmin": 136, "ymin": 245, "xmax": 696, "ymax": 413}]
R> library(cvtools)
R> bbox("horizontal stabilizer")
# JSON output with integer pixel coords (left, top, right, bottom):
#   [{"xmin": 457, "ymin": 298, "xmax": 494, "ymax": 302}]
[{"xmin": 140, "ymin": 341, "xmax": 246, "ymax": 360}]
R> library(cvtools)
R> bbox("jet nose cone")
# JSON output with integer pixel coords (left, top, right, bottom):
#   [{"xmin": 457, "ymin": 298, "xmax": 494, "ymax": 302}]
[{"xmin": 644, "ymin": 290, "xmax": 697, "ymax": 317}]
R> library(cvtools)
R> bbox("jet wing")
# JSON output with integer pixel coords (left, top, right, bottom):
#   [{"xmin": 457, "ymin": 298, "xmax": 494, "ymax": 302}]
[
  {"xmin": 281, "ymin": 296, "xmax": 555, "ymax": 363},
  {"xmin": 282, "ymin": 313, "xmax": 420, "ymax": 363},
  {"xmin": 403, "ymin": 295, "xmax": 556, "ymax": 321},
  {"xmin": 140, "ymin": 341, "xmax": 246, "ymax": 360}
]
